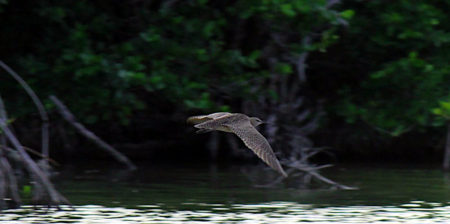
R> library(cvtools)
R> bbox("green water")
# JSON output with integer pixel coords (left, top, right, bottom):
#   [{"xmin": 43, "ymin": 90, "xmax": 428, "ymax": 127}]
[{"xmin": 1, "ymin": 164, "xmax": 450, "ymax": 223}]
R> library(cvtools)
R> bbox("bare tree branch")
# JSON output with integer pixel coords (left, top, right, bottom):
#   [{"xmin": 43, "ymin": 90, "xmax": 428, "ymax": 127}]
[
  {"xmin": 0, "ymin": 94, "xmax": 21, "ymax": 208},
  {"xmin": 0, "ymin": 164, "xmax": 5, "ymax": 209},
  {"xmin": 0, "ymin": 157, "xmax": 21, "ymax": 207},
  {"xmin": 0, "ymin": 96, "xmax": 7, "ymax": 147},
  {"xmin": 0, "ymin": 118, "xmax": 69, "ymax": 207},
  {"xmin": 0, "ymin": 146, "xmax": 59, "ymax": 167},
  {"xmin": 326, "ymin": 0, "xmax": 341, "ymax": 9},
  {"xmin": 296, "ymin": 36, "xmax": 311, "ymax": 83},
  {"xmin": 49, "ymin": 95, "xmax": 137, "ymax": 170},
  {"xmin": 0, "ymin": 61, "xmax": 50, "ymax": 166}
]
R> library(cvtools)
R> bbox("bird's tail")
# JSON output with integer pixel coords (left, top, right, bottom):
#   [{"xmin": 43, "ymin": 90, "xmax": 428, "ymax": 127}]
[
  {"xmin": 187, "ymin": 115, "xmax": 209, "ymax": 125},
  {"xmin": 195, "ymin": 129, "xmax": 214, "ymax": 134}
]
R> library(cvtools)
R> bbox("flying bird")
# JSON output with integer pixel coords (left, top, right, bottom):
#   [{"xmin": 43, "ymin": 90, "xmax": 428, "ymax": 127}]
[{"xmin": 187, "ymin": 112, "xmax": 288, "ymax": 177}]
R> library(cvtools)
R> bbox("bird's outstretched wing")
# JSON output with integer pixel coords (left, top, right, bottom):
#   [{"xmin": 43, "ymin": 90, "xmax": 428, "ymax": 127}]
[
  {"xmin": 225, "ymin": 121, "xmax": 288, "ymax": 177},
  {"xmin": 187, "ymin": 112, "xmax": 232, "ymax": 125}
]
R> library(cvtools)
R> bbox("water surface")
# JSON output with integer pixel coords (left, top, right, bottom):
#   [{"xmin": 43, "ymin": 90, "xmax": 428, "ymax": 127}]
[{"xmin": 1, "ymin": 164, "xmax": 449, "ymax": 223}]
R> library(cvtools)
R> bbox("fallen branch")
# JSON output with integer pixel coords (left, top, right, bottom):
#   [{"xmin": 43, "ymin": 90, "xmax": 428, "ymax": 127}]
[
  {"xmin": 0, "ymin": 97, "xmax": 7, "ymax": 147},
  {"xmin": 284, "ymin": 159, "xmax": 356, "ymax": 190},
  {"xmin": 0, "ymin": 72, "xmax": 68, "ymax": 209},
  {"xmin": 0, "ymin": 95, "xmax": 21, "ymax": 208},
  {"xmin": 0, "ymin": 61, "xmax": 50, "ymax": 166},
  {"xmin": 254, "ymin": 164, "xmax": 356, "ymax": 190},
  {"xmin": 0, "ymin": 163, "xmax": 5, "ymax": 209},
  {"xmin": 49, "ymin": 95, "xmax": 137, "ymax": 170},
  {"xmin": 0, "ymin": 157, "xmax": 21, "ymax": 208},
  {"xmin": 0, "ymin": 118, "xmax": 70, "ymax": 207},
  {"xmin": 308, "ymin": 170, "xmax": 356, "ymax": 190}
]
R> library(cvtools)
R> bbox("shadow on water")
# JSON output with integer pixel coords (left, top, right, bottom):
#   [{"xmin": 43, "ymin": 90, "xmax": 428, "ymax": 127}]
[{"xmin": 1, "ymin": 162, "xmax": 450, "ymax": 223}]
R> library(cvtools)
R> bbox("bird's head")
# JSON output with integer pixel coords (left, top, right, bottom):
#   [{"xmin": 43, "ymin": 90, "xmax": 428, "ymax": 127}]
[{"xmin": 249, "ymin": 117, "xmax": 264, "ymax": 127}]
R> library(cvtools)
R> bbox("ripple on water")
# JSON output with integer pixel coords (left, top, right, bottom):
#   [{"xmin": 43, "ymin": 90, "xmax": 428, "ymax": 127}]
[{"xmin": 1, "ymin": 201, "xmax": 450, "ymax": 223}]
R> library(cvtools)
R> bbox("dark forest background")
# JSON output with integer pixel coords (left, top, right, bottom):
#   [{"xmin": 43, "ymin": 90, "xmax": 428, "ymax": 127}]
[{"xmin": 1, "ymin": 0, "xmax": 450, "ymax": 168}]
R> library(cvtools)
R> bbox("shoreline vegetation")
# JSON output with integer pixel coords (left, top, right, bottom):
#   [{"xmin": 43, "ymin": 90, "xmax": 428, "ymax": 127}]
[{"xmin": 0, "ymin": 61, "xmax": 352, "ymax": 209}]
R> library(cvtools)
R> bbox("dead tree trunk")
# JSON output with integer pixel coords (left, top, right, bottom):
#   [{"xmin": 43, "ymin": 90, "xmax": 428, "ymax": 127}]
[
  {"xmin": 0, "ymin": 61, "xmax": 50, "ymax": 169},
  {"xmin": 0, "ymin": 120, "xmax": 70, "ymax": 207},
  {"xmin": 49, "ymin": 95, "xmax": 137, "ymax": 170},
  {"xmin": 443, "ymin": 123, "xmax": 450, "ymax": 171},
  {"xmin": 0, "ymin": 93, "xmax": 69, "ymax": 208}
]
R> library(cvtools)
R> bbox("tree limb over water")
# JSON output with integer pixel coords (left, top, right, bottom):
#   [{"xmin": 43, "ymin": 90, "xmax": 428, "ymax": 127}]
[
  {"xmin": 0, "ymin": 61, "xmax": 50, "ymax": 169},
  {"xmin": 49, "ymin": 95, "xmax": 137, "ymax": 171},
  {"xmin": 0, "ymin": 94, "xmax": 69, "ymax": 209},
  {"xmin": 0, "ymin": 63, "xmax": 69, "ymax": 209}
]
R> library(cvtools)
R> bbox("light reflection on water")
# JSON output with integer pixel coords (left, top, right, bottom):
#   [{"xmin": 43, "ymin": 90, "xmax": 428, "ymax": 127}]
[
  {"xmin": 1, "ymin": 201, "xmax": 450, "ymax": 223},
  {"xmin": 1, "ymin": 164, "xmax": 450, "ymax": 223}
]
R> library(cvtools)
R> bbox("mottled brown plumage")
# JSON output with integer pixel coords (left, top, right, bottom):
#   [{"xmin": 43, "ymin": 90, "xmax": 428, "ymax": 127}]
[{"xmin": 187, "ymin": 112, "xmax": 287, "ymax": 177}]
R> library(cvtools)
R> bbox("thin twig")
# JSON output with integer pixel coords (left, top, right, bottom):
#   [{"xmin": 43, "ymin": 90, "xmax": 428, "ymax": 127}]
[{"xmin": 0, "ymin": 146, "xmax": 59, "ymax": 166}]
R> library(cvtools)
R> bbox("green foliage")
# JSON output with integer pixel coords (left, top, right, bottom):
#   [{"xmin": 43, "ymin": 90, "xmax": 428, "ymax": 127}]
[
  {"xmin": 0, "ymin": 0, "xmax": 345, "ymax": 125},
  {"xmin": 275, "ymin": 63, "xmax": 293, "ymax": 75},
  {"xmin": 433, "ymin": 101, "xmax": 450, "ymax": 118},
  {"xmin": 432, "ymin": 100, "xmax": 450, "ymax": 126},
  {"xmin": 340, "ymin": 9, "xmax": 354, "ymax": 20},
  {"xmin": 335, "ymin": 0, "xmax": 450, "ymax": 135},
  {"xmin": 22, "ymin": 185, "xmax": 31, "ymax": 197}
]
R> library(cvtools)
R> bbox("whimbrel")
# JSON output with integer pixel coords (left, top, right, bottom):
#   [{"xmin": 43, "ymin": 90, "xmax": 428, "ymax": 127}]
[{"xmin": 187, "ymin": 112, "xmax": 288, "ymax": 177}]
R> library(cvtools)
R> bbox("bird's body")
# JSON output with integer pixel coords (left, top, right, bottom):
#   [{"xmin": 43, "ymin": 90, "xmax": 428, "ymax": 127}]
[{"xmin": 187, "ymin": 112, "xmax": 288, "ymax": 177}]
